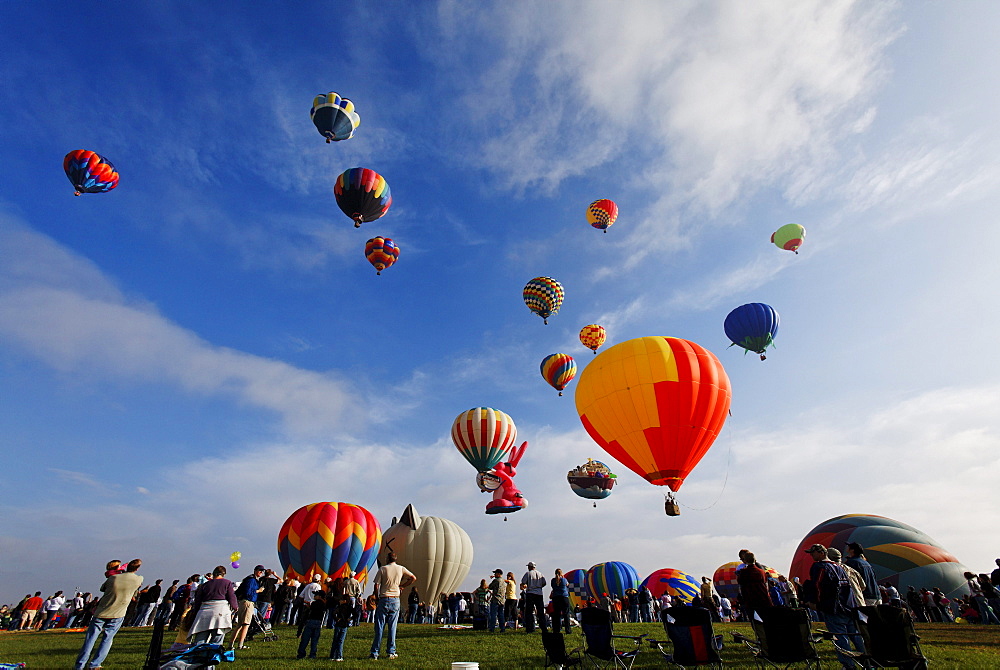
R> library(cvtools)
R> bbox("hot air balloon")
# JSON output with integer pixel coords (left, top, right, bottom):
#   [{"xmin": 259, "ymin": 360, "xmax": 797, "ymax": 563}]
[
  {"xmin": 540, "ymin": 353, "xmax": 576, "ymax": 396},
  {"xmin": 574, "ymin": 337, "xmax": 731, "ymax": 514},
  {"xmin": 713, "ymin": 561, "xmax": 780, "ymax": 600},
  {"xmin": 788, "ymin": 514, "xmax": 971, "ymax": 598},
  {"xmin": 724, "ymin": 303, "xmax": 779, "ymax": 360},
  {"xmin": 771, "ymin": 223, "xmax": 805, "ymax": 253},
  {"xmin": 365, "ymin": 236, "xmax": 399, "ymax": 275},
  {"xmin": 641, "ymin": 568, "xmax": 701, "ymax": 604},
  {"xmin": 277, "ymin": 502, "xmax": 382, "ymax": 584},
  {"xmin": 565, "ymin": 569, "xmax": 591, "ymax": 609},
  {"xmin": 451, "ymin": 407, "xmax": 518, "ymax": 473},
  {"xmin": 579, "ymin": 324, "xmax": 606, "ymax": 355},
  {"xmin": 311, "ymin": 92, "xmax": 360, "ymax": 142},
  {"xmin": 63, "ymin": 150, "xmax": 119, "ymax": 196},
  {"xmin": 567, "ymin": 458, "xmax": 616, "ymax": 506},
  {"xmin": 523, "ymin": 277, "xmax": 564, "ymax": 324},
  {"xmin": 586, "ymin": 199, "xmax": 618, "ymax": 233},
  {"xmin": 586, "ymin": 561, "xmax": 640, "ymax": 599},
  {"xmin": 334, "ymin": 167, "xmax": 392, "ymax": 228},
  {"xmin": 380, "ymin": 504, "xmax": 473, "ymax": 605}
]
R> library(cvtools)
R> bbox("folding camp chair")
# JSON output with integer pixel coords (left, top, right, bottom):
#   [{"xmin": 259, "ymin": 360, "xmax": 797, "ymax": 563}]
[
  {"xmin": 648, "ymin": 606, "xmax": 723, "ymax": 668},
  {"xmin": 826, "ymin": 605, "xmax": 927, "ymax": 670},
  {"xmin": 543, "ymin": 631, "xmax": 584, "ymax": 668},
  {"xmin": 732, "ymin": 607, "xmax": 823, "ymax": 669},
  {"xmin": 580, "ymin": 607, "xmax": 646, "ymax": 669}
]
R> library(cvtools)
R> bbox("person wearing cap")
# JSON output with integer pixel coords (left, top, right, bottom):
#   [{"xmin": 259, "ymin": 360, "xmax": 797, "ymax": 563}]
[
  {"xmin": 231, "ymin": 564, "xmax": 266, "ymax": 650},
  {"xmin": 803, "ymin": 544, "xmax": 864, "ymax": 669},
  {"xmin": 520, "ymin": 561, "xmax": 547, "ymax": 633},
  {"xmin": 488, "ymin": 569, "xmax": 507, "ymax": 632},
  {"xmin": 298, "ymin": 574, "xmax": 324, "ymax": 636},
  {"xmin": 827, "ymin": 548, "xmax": 866, "ymax": 612},
  {"xmin": 369, "ymin": 551, "xmax": 416, "ymax": 659},
  {"xmin": 843, "ymin": 543, "xmax": 880, "ymax": 606}
]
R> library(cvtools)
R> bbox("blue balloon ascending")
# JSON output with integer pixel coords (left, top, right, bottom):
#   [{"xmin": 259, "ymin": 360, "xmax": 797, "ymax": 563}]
[{"xmin": 724, "ymin": 303, "xmax": 779, "ymax": 360}]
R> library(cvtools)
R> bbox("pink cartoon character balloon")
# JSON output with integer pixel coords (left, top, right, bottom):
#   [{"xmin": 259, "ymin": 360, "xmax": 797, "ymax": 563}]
[{"xmin": 478, "ymin": 441, "xmax": 529, "ymax": 519}]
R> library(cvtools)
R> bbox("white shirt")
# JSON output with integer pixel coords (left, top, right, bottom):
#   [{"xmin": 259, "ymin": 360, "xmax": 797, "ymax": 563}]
[
  {"xmin": 301, "ymin": 581, "xmax": 323, "ymax": 603},
  {"xmin": 44, "ymin": 596, "xmax": 65, "ymax": 612}
]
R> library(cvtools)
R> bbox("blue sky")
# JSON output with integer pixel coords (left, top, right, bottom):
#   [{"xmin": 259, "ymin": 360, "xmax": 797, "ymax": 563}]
[{"xmin": 3, "ymin": 1, "xmax": 1000, "ymax": 603}]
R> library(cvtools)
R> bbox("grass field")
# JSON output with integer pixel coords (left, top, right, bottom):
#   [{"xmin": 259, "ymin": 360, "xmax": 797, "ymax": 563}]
[{"xmin": 3, "ymin": 620, "xmax": 1000, "ymax": 668}]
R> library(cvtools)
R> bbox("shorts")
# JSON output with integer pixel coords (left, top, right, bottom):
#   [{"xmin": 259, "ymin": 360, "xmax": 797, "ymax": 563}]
[{"xmin": 235, "ymin": 600, "xmax": 255, "ymax": 626}]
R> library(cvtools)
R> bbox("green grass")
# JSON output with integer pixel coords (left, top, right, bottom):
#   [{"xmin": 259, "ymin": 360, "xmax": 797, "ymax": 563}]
[{"xmin": 3, "ymin": 620, "xmax": 1000, "ymax": 668}]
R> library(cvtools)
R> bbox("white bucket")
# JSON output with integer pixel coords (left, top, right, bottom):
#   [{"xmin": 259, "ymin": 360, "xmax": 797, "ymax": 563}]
[{"xmin": 451, "ymin": 664, "xmax": 479, "ymax": 669}]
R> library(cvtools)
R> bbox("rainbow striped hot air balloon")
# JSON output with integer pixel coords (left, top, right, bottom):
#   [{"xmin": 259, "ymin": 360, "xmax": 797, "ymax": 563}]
[
  {"xmin": 540, "ymin": 353, "xmax": 577, "ymax": 396},
  {"xmin": 334, "ymin": 167, "xmax": 392, "ymax": 227},
  {"xmin": 277, "ymin": 502, "xmax": 382, "ymax": 584},
  {"xmin": 565, "ymin": 568, "xmax": 591, "ymax": 609},
  {"xmin": 365, "ymin": 236, "xmax": 399, "ymax": 275},
  {"xmin": 64, "ymin": 150, "xmax": 119, "ymax": 196},
  {"xmin": 641, "ymin": 568, "xmax": 701, "ymax": 604},
  {"xmin": 586, "ymin": 199, "xmax": 618, "ymax": 233},
  {"xmin": 451, "ymin": 407, "xmax": 518, "ymax": 473},
  {"xmin": 523, "ymin": 277, "xmax": 564, "ymax": 325},
  {"xmin": 586, "ymin": 561, "xmax": 640, "ymax": 599},
  {"xmin": 579, "ymin": 324, "xmax": 606, "ymax": 354}
]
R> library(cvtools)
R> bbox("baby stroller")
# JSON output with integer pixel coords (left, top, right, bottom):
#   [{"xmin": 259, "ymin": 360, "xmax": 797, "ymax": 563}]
[{"xmin": 246, "ymin": 608, "xmax": 278, "ymax": 643}]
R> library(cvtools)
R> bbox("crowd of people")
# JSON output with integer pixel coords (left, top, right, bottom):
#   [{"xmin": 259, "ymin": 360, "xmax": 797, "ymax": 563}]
[{"xmin": 3, "ymin": 549, "xmax": 998, "ymax": 668}]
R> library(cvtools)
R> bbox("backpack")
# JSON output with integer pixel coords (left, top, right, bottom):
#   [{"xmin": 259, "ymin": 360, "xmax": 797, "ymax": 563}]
[
  {"xmin": 171, "ymin": 584, "xmax": 190, "ymax": 604},
  {"xmin": 234, "ymin": 577, "xmax": 254, "ymax": 600}
]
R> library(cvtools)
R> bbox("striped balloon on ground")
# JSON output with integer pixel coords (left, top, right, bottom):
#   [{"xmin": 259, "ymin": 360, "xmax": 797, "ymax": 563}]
[
  {"xmin": 641, "ymin": 568, "xmax": 700, "ymax": 604},
  {"xmin": 451, "ymin": 407, "xmax": 518, "ymax": 472},
  {"xmin": 565, "ymin": 568, "xmax": 591, "ymax": 609},
  {"xmin": 586, "ymin": 561, "xmax": 639, "ymax": 599},
  {"xmin": 277, "ymin": 501, "xmax": 382, "ymax": 584}
]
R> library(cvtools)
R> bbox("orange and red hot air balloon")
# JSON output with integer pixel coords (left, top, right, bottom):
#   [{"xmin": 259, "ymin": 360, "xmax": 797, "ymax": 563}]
[
  {"xmin": 277, "ymin": 502, "xmax": 382, "ymax": 583},
  {"xmin": 586, "ymin": 199, "xmax": 618, "ymax": 233},
  {"xmin": 365, "ymin": 236, "xmax": 399, "ymax": 275},
  {"xmin": 574, "ymin": 336, "xmax": 731, "ymax": 514},
  {"xmin": 579, "ymin": 324, "xmax": 606, "ymax": 354}
]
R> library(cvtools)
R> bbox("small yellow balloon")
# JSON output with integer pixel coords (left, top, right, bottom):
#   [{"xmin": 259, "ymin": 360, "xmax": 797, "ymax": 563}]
[{"xmin": 230, "ymin": 551, "xmax": 242, "ymax": 562}]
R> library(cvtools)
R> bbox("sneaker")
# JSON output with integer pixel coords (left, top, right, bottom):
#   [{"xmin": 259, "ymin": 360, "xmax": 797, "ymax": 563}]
[
  {"xmin": 388, "ymin": 654, "xmax": 398, "ymax": 659},
  {"xmin": 369, "ymin": 654, "xmax": 378, "ymax": 660}
]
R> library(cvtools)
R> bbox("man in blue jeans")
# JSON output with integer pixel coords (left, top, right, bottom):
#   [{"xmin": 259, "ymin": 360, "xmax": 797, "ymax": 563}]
[
  {"xmin": 75, "ymin": 558, "xmax": 143, "ymax": 670},
  {"xmin": 369, "ymin": 552, "xmax": 416, "ymax": 659}
]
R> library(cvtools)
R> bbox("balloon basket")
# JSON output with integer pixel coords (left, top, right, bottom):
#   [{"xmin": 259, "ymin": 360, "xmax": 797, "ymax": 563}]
[{"xmin": 664, "ymin": 493, "xmax": 681, "ymax": 517}]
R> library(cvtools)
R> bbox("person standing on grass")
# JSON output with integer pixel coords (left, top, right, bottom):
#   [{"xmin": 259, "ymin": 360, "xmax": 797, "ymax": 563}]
[
  {"xmin": 297, "ymin": 590, "xmax": 327, "ymax": 659},
  {"xmin": 231, "ymin": 565, "xmax": 265, "ymax": 650},
  {"xmin": 487, "ymin": 569, "xmax": 507, "ymax": 633},
  {"xmin": 504, "ymin": 572, "xmax": 519, "ymax": 630},
  {"xmin": 74, "ymin": 558, "xmax": 143, "ymax": 670},
  {"xmin": 328, "ymin": 594, "xmax": 355, "ymax": 661},
  {"xmin": 520, "ymin": 561, "xmax": 547, "ymax": 633},
  {"xmin": 369, "ymin": 551, "xmax": 416, "ymax": 660},
  {"xmin": 18, "ymin": 592, "xmax": 43, "ymax": 630}
]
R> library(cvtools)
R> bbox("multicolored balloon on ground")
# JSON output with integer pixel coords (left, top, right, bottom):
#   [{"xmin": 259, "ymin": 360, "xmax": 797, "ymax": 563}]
[
  {"xmin": 277, "ymin": 501, "xmax": 382, "ymax": 583},
  {"xmin": 586, "ymin": 561, "xmax": 639, "ymax": 599},
  {"xmin": 334, "ymin": 167, "xmax": 392, "ymax": 227},
  {"xmin": 575, "ymin": 337, "xmax": 731, "ymax": 494},
  {"xmin": 567, "ymin": 459, "xmax": 616, "ymax": 502},
  {"xmin": 713, "ymin": 561, "xmax": 780, "ymax": 600},
  {"xmin": 586, "ymin": 199, "xmax": 618, "ymax": 233},
  {"xmin": 64, "ymin": 150, "xmax": 119, "ymax": 196},
  {"xmin": 579, "ymin": 324, "xmax": 606, "ymax": 354},
  {"xmin": 788, "ymin": 514, "xmax": 971, "ymax": 598},
  {"xmin": 724, "ymin": 303, "xmax": 780, "ymax": 360},
  {"xmin": 771, "ymin": 223, "xmax": 805, "ymax": 253},
  {"xmin": 365, "ymin": 237, "xmax": 399, "ymax": 275},
  {"xmin": 523, "ymin": 277, "xmax": 564, "ymax": 325},
  {"xmin": 311, "ymin": 92, "xmax": 360, "ymax": 142},
  {"xmin": 540, "ymin": 353, "xmax": 577, "ymax": 396},
  {"xmin": 565, "ymin": 569, "xmax": 591, "ymax": 609},
  {"xmin": 641, "ymin": 568, "xmax": 701, "ymax": 604},
  {"xmin": 451, "ymin": 407, "xmax": 518, "ymax": 472},
  {"xmin": 380, "ymin": 504, "xmax": 473, "ymax": 604}
]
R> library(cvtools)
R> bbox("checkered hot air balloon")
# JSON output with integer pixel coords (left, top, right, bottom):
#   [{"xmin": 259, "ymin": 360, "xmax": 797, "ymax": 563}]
[
  {"xmin": 334, "ymin": 167, "xmax": 392, "ymax": 228},
  {"xmin": 565, "ymin": 569, "xmax": 591, "ymax": 609},
  {"xmin": 540, "ymin": 353, "xmax": 576, "ymax": 396},
  {"xmin": 277, "ymin": 501, "xmax": 382, "ymax": 584},
  {"xmin": 579, "ymin": 324, "xmax": 606, "ymax": 355},
  {"xmin": 523, "ymin": 277, "xmax": 564, "ymax": 325},
  {"xmin": 63, "ymin": 150, "xmax": 119, "ymax": 196},
  {"xmin": 364, "ymin": 236, "xmax": 399, "ymax": 275},
  {"xmin": 311, "ymin": 92, "xmax": 360, "ymax": 142},
  {"xmin": 586, "ymin": 199, "xmax": 618, "ymax": 233},
  {"xmin": 451, "ymin": 407, "xmax": 518, "ymax": 473}
]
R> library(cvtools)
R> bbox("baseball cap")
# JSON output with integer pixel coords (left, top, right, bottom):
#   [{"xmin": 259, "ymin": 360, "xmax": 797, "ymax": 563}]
[
  {"xmin": 804, "ymin": 543, "xmax": 827, "ymax": 554},
  {"xmin": 493, "ymin": 569, "xmax": 503, "ymax": 575},
  {"xmin": 827, "ymin": 548, "xmax": 842, "ymax": 561},
  {"xmin": 526, "ymin": 561, "xmax": 536, "ymax": 568},
  {"xmin": 254, "ymin": 565, "xmax": 266, "ymax": 572}
]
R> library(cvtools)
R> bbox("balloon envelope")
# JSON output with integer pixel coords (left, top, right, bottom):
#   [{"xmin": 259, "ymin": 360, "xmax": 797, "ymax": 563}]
[
  {"xmin": 575, "ymin": 337, "xmax": 731, "ymax": 492},
  {"xmin": 565, "ymin": 568, "xmax": 591, "ymax": 609},
  {"xmin": 586, "ymin": 199, "xmax": 618, "ymax": 232},
  {"xmin": 64, "ymin": 150, "xmax": 119, "ymax": 195},
  {"xmin": 567, "ymin": 459, "xmax": 616, "ymax": 500},
  {"xmin": 523, "ymin": 277, "xmax": 564, "ymax": 324},
  {"xmin": 365, "ymin": 236, "xmax": 399, "ymax": 274},
  {"xmin": 451, "ymin": 407, "xmax": 518, "ymax": 472},
  {"xmin": 713, "ymin": 561, "xmax": 779, "ymax": 600},
  {"xmin": 334, "ymin": 167, "xmax": 392, "ymax": 227},
  {"xmin": 579, "ymin": 324, "xmax": 607, "ymax": 353},
  {"xmin": 277, "ymin": 501, "xmax": 382, "ymax": 584},
  {"xmin": 311, "ymin": 92, "xmax": 360, "ymax": 142},
  {"xmin": 586, "ymin": 561, "xmax": 639, "ymax": 599},
  {"xmin": 540, "ymin": 353, "xmax": 577, "ymax": 395},
  {"xmin": 771, "ymin": 223, "xmax": 805, "ymax": 253},
  {"xmin": 380, "ymin": 504, "xmax": 473, "ymax": 603},
  {"xmin": 788, "ymin": 514, "xmax": 971, "ymax": 598},
  {"xmin": 641, "ymin": 568, "xmax": 701, "ymax": 604},
  {"xmin": 724, "ymin": 303, "xmax": 779, "ymax": 357}
]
